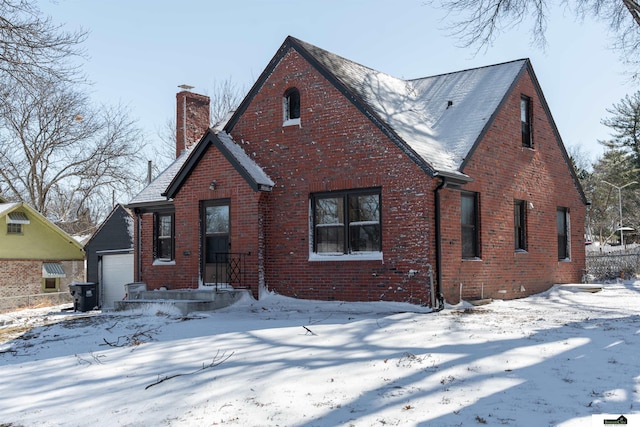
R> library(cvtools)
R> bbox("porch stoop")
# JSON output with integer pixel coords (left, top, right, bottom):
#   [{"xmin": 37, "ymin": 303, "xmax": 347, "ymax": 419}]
[{"xmin": 113, "ymin": 289, "xmax": 249, "ymax": 315}]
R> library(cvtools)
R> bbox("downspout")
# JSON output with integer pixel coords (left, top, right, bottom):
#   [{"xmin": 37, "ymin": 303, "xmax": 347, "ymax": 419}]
[
  {"xmin": 433, "ymin": 177, "xmax": 446, "ymax": 311},
  {"xmin": 135, "ymin": 209, "xmax": 142, "ymax": 282}
]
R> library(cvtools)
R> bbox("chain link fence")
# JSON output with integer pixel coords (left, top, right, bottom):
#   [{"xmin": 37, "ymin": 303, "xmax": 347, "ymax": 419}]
[
  {"xmin": 0, "ymin": 292, "xmax": 73, "ymax": 314},
  {"xmin": 585, "ymin": 247, "xmax": 640, "ymax": 282}
]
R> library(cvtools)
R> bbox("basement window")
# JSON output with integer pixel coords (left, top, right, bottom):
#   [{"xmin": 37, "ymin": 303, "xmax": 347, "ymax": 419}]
[{"xmin": 283, "ymin": 87, "xmax": 301, "ymax": 126}]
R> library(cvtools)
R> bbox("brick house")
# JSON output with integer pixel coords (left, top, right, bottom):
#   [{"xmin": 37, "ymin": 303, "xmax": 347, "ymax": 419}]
[
  {"xmin": 0, "ymin": 201, "xmax": 85, "ymax": 310},
  {"xmin": 127, "ymin": 36, "xmax": 587, "ymax": 307}
]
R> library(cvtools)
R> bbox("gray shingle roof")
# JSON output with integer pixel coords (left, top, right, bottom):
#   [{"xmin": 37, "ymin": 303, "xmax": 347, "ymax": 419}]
[
  {"xmin": 127, "ymin": 153, "xmax": 190, "ymax": 207},
  {"xmin": 292, "ymin": 37, "xmax": 526, "ymax": 176}
]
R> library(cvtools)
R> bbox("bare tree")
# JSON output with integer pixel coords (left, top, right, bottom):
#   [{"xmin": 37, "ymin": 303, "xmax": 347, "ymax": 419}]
[
  {"xmin": 0, "ymin": 0, "xmax": 87, "ymax": 87},
  {"xmin": 0, "ymin": 75, "xmax": 145, "ymax": 233},
  {"xmin": 433, "ymin": 0, "xmax": 640, "ymax": 72},
  {"xmin": 209, "ymin": 77, "xmax": 244, "ymax": 127}
]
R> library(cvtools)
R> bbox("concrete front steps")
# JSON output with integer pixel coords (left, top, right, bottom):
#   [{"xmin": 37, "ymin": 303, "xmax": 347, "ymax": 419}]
[{"xmin": 114, "ymin": 288, "xmax": 249, "ymax": 315}]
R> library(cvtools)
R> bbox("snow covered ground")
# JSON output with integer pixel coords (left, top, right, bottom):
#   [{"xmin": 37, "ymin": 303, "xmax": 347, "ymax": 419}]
[{"xmin": 1, "ymin": 281, "xmax": 639, "ymax": 427}]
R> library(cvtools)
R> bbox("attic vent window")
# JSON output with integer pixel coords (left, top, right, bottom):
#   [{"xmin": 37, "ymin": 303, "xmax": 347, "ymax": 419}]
[{"xmin": 283, "ymin": 87, "xmax": 301, "ymax": 126}]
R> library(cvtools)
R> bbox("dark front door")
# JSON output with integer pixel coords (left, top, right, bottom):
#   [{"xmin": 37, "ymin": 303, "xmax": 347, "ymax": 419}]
[{"xmin": 203, "ymin": 201, "xmax": 230, "ymax": 285}]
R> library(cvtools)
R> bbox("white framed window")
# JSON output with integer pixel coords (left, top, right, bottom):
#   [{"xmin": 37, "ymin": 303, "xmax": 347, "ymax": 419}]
[{"xmin": 283, "ymin": 87, "xmax": 301, "ymax": 126}]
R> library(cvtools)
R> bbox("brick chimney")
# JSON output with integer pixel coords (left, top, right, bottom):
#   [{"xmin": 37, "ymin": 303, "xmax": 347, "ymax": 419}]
[{"xmin": 176, "ymin": 89, "xmax": 210, "ymax": 158}]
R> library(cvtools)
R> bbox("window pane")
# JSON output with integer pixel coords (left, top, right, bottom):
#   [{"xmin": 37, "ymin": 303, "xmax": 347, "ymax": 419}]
[
  {"xmin": 159, "ymin": 215, "xmax": 172, "ymax": 238},
  {"xmin": 206, "ymin": 205, "xmax": 229, "ymax": 234},
  {"xmin": 349, "ymin": 223, "xmax": 381, "ymax": 252},
  {"xmin": 316, "ymin": 197, "xmax": 343, "ymax": 226},
  {"xmin": 462, "ymin": 227, "xmax": 476, "ymax": 258},
  {"xmin": 158, "ymin": 237, "xmax": 172, "ymax": 259},
  {"xmin": 520, "ymin": 98, "xmax": 529, "ymax": 123},
  {"xmin": 316, "ymin": 225, "xmax": 344, "ymax": 253},
  {"xmin": 461, "ymin": 195, "xmax": 475, "ymax": 226}
]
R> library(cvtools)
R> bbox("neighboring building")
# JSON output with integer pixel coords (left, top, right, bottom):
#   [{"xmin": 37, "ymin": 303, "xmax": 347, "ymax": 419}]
[
  {"xmin": 84, "ymin": 204, "xmax": 134, "ymax": 309},
  {"xmin": 0, "ymin": 201, "xmax": 85, "ymax": 309},
  {"xmin": 127, "ymin": 36, "xmax": 587, "ymax": 307}
]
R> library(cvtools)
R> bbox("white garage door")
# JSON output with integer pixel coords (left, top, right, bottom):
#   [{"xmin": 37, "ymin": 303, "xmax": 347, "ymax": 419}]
[{"xmin": 101, "ymin": 253, "xmax": 134, "ymax": 309}]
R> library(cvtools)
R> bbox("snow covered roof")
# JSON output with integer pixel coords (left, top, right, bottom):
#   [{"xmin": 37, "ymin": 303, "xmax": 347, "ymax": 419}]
[
  {"xmin": 127, "ymin": 152, "xmax": 191, "ymax": 208},
  {"xmin": 290, "ymin": 37, "xmax": 527, "ymax": 176},
  {"xmin": 216, "ymin": 131, "xmax": 275, "ymax": 189},
  {"xmin": 163, "ymin": 130, "xmax": 274, "ymax": 199},
  {"xmin": 128, "ymin": 128, "xmax": 274, "ymax": 209}
]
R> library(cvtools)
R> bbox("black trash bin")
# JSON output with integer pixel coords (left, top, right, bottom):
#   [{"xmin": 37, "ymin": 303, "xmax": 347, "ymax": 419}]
[{"xmin": 69, "ymin": 282, "xmax": 98, "ymax": 312}]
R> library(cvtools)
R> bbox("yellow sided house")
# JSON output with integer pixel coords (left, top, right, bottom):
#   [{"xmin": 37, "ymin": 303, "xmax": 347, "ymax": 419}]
[{"xmin": 0, "ymin": 201, "xmax": 85, "ymax": 310}]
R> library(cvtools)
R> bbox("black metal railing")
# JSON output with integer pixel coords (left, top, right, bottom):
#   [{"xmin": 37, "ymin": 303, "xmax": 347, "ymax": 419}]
[{"xmin": 206, "ymin": 252, "xmax": 250, "ymax": 290}]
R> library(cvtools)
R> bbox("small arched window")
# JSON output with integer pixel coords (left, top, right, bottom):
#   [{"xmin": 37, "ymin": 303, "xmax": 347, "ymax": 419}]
[{"xmin": 283, "ymin": 87, "xmax": 300, "ymax": 125}]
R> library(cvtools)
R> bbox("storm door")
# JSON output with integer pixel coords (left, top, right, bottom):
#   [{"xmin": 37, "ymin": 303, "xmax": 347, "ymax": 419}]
[{"xmin": 203, "ymin": 200, "xmax": 230, "ymax": 286}]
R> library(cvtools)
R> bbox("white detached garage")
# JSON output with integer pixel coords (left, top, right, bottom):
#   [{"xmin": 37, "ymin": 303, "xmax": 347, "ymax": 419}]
[{"xmin": 99, "ymin": 251, "xmax": 134, "ymax": 309}]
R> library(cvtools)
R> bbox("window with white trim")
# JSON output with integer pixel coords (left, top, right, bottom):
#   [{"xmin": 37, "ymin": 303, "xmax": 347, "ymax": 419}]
[
  {"xmin": 154, "ymin": 212, "xmax": 174, "ymax": 261},
  {"xmin": 283, "ymin": 87, "xmax": 300, "ymax": 126},
  {"xmin": 312, "ymin": 189, "xmax": 381, "ymax": 255}
]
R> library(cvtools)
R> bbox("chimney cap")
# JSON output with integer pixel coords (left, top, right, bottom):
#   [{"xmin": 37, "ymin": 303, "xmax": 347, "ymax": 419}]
[{"xmin": 178, "ymin": 84, "xmax": 194, "ymax": 91}]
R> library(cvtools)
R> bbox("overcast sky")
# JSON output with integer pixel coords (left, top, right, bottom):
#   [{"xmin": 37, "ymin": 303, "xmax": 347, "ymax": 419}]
[{"xmin": 38, "ymin": 0, "xmax": 636, "ymax": 166}]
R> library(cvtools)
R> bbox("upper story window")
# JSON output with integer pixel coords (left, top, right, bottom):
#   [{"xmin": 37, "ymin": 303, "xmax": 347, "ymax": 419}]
[
  {"xmin": 283, "ymin": 87, "xmax": 300, "ymax": 126},
  {"xmin": 154, "ymin": 212, "xmax": 174, "ymax": 261},
  {"xmin": 312, "ymin": 189, "xmax": 381, "ymax": 257},
  {"xmin": 521, "ymin": 95, "xmax": 532, "ymax": 148},
  {"xmin": 461, "ymin": 192, "xmax": 480, "ymax": 259}
]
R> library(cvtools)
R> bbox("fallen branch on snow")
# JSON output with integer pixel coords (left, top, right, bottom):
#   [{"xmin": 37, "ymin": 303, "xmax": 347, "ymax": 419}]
[{"xmin": 145, "ymin": 350, "xmax": 234, "ymax": 390}]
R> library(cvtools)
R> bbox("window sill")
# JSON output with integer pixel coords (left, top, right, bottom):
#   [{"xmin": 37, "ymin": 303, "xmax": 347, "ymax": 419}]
[
  {"xmin": 515, "ymin": 249, "xmax": 528, "ymax": 254},
  {"xmin": 558, "ymin": 258, "xmax": 571, "ymax": 263},
  {"xmin": 462, "ymin": 257, "xmax": 482, "ymax": 261},
  {"xmin": 153, "ymin": 259, "xmax": 176, "ymax": 266},
  {"xmin": 309, "ymin": 252, "xmax": 383, "ymax": 262},
  {"xmin": 283, "ymin": 118, "xmax": 301, "ymax": 127}
]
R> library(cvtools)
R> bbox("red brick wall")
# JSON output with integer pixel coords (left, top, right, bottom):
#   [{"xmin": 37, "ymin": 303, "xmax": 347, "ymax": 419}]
[
  {"xmin": 0, "ymin": 259, "xmax": 84, "ymax": 298},
  {"xmin": 136, "ymin": 147, "xmax": 265, "ymax": 297},
  {"xmin": 438, "ymin": 70, "xmax": 586, "ymax": 303},
  {"xmin": 230, "ymin": 49, "xmax": 438, "ymax": 304}
]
